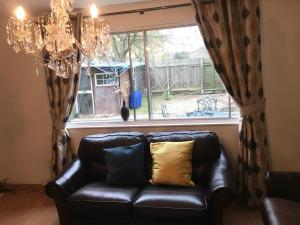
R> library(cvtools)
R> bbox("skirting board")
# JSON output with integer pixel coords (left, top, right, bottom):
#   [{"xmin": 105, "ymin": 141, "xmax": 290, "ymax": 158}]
[{"xmin": 5, "ymin": 184, "xmax": 44, "ymax": 192}]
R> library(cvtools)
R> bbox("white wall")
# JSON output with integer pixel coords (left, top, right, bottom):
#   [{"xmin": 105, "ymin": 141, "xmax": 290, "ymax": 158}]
[
  {"xmin": 0, "ymin": 21, "xmax": 52, "ymax": 184},
  {"xmin": 0, "ymin": 0, "xmax": 299, "ymax": 185},
  {"xmin": 261, "ymin": 0, "xmax": 300, "ymax": 171}
]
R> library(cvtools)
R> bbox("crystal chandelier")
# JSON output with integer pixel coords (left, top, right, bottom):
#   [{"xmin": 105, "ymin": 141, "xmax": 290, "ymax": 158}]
[{"xmin": 6, "ymin": 0, "xmax": 110, "ymax": 78}]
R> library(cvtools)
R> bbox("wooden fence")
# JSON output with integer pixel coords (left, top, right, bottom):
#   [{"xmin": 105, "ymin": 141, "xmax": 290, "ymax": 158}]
[{"xmin": 133, "ymin": 58, "xmax": 226, "ymax": 94}]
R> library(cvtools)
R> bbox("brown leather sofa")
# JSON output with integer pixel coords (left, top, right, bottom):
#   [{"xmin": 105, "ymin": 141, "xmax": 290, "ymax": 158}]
[
  {"xmin": 45, "ymin": 131, "xmax": 235, "ymax": 225},
  {"xmin": 261, "ymin": 172, "xmax": 300, "ymax": 225}
]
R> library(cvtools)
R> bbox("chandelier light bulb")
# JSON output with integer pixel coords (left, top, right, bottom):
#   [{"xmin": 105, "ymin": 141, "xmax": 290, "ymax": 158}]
[
  {"xmin": 15, "ymin": 6, "xmax": 26, "ymax": 21},
  {"xmin": 90, "ymin": 4, "xmax": 98, "ymax": 19}
]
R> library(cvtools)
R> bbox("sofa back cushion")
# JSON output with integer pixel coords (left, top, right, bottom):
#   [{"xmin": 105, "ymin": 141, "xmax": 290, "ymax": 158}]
[
  {"xmin": 103, "ymin": 142, "xmax": 146, "ymax": 186},
  {"xmin": 146, "ymin": 131, "xmax": 221, "ymax": 184},
  {"xmin": 78, "ymin": 132, "xmax": 147, "ymax": 182},
  {"xmin": 267, "ymin": 172, "xmax": 300, "ymax": 201}
]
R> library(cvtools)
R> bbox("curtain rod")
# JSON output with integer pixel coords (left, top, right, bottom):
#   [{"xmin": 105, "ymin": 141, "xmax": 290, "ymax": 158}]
[{"xmin": 96, "ymin": 3, "xmax": 192, "ymax": 17}]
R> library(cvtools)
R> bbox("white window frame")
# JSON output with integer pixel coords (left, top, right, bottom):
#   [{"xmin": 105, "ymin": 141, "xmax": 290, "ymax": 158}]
[{"xmin": 94, "ymin": 73, "xmax": 116, "ymax": 87}]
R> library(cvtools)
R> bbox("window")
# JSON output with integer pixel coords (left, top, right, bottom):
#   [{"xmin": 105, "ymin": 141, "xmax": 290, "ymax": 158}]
[
  {"xmin": 95, "ymin": 73, "xmax": 117, "ymax": 86},
  {"xmin": 70, "ymin": 69, "xmax": 95, "ymax": 119},
  {"xmin": 70, "ymin": 26, "xmax": 239, "ymax": 122}
]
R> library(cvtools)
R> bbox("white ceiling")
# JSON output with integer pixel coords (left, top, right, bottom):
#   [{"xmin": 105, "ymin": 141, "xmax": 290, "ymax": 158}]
[{"xmin": 0, "ymin": 0, "xmax": 152, "ymax": 19}]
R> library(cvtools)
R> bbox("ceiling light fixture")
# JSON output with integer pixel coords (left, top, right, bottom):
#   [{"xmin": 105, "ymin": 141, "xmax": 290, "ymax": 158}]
[{"xmin": 6, "ymin": 0, "xmax": 110, "ymax": 78}]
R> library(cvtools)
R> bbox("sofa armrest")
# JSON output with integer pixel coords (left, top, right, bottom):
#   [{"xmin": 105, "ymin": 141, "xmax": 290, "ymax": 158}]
[
  {"xmin": 45, "ymin": 159, "xmax": 86, "ymax": 200},
  {"xmin": 207, "ymin": 148, "xmax": 236, "ymax": 225},
  {"xmin": 266, "ymin": 171, "xmax": 300, "ymax": 201}
]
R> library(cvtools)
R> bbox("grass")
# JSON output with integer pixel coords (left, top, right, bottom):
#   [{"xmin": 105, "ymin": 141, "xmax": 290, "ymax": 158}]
[{"xmin": 129, "ymin": 94, "xmax": 165, "ymax": 115}]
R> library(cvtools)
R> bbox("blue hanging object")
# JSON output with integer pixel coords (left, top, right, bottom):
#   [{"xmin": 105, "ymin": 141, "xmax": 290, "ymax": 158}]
[{"xmin": 129, "ymin": 91, "xmax": 142, "ymax": 109}]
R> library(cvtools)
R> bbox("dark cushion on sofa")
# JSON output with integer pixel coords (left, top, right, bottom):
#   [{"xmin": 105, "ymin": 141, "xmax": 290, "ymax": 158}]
[
  {"xmin": 68, "ymin": 182, "xmax": 140, "ymax": 218},
  {"xmin": 133, "ymin": 185, "xmax": 207, "ymax": 221},
  {"xmin": 103, "ymin": 143, "xmax": 146, "ymax": 186},
  {"xmin": 78, "ymin": 132, "xmax": 147, "ymax": 181},
  {"xmin": 146, "ymin": 131, "xmax": 221, "ymax": 184},
  {"xmin": 261, "ymin": 197, "xmax": 300, "ymax": 225}
]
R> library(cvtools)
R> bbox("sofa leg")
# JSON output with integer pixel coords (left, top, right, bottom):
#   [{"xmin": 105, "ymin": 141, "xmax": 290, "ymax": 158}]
[
  {"xmin": 55, "ymin": 200, "xmax": 70, "ymax": 225},
  {"xmin": 209, "ymin": 190, "xmax": 234, "ymax": 225}
]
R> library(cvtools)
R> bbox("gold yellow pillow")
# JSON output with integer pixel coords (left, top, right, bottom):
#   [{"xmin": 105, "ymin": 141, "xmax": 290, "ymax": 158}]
[{"xmin": 150, "ymin": 141, "xmax": 195, "ymax": 187}]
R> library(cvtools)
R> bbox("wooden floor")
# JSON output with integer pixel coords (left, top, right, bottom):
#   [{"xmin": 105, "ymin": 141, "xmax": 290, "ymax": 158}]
[{"xmin": 0, "ymin": 192, "xmax": 263, "ymax": 225}]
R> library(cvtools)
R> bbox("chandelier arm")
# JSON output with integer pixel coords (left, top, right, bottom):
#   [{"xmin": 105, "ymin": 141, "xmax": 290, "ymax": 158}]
[
  {"xmin": 34, "ymin": 56, "xmax": 50, "ymax": 67},
  {"xmin": 20, "ymin": 41, "xmax": 45, "ymax": 55},
  {"xmin": 8, "ymin": 17, "xmax": 17, "ymax": 25},
  {"xmin": 74, "ymin": 38, "xmax": 96, "ymax": 60},
  {"xmin": 74, "ymin": 39, "xmax": 82, "ymax": 51},
  {"xmin": 74, "ymin": 39, "xmax": 89, "ymax": 58},
  {"xmin": 7, "ymin": 17, "xmax": 17, "ymax": 43}
]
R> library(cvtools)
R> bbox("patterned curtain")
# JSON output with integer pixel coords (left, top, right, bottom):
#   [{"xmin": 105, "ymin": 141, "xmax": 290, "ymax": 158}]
[
  {"xmin": 191, "ymin": 0, "xmax": 268, "ymax": 207},
  {"xmin": 45, "ymin": 13, "xmax": 82, "ymax": 176}
]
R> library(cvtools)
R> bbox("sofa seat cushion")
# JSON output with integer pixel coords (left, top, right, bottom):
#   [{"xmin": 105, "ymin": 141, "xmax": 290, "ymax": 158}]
[
  {"xmin": 133, "ymin": 185, "xmax": 207, "ymax": 221},
  {"xmin": 68, "ymin": 182, "xmax": 141, "ymax": 218},
  {"xmin": 262, "ymin": 197, "xmax": 300, "ymax": 225}
]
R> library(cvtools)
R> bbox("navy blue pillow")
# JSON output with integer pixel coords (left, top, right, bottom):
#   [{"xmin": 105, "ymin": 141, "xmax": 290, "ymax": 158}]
[{"xmin": 103, "ymin": 142, "xmax": 146, "ymax": 186}]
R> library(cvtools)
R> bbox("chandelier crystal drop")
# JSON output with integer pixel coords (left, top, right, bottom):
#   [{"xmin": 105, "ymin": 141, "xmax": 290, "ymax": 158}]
[{"xmin": 6, "ymin": 0, "xmax": 110, "ymax": 78}]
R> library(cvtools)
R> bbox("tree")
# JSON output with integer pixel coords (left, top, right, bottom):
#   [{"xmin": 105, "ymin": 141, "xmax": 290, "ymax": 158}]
[
  {"xmin": 146, "ymin": 31, "xmax": 180, "ymax": 100},
  {"xmin": 109, "ymin": 31, "xmax": 167, "ymax": 63},
  {"xmin": 173, "ymin": 51, "xmax": 190, "ymax": 59},
  {"xmin": 110, "ymin": 33, "xmax": 139, "ymax": 63},
  {"xmin": 109, "ymin": 31, "xmax": 168, "ymax": 93},
  {"xmin": 150, "ymin": 55, "xmax": 181, "ymax": 100}
]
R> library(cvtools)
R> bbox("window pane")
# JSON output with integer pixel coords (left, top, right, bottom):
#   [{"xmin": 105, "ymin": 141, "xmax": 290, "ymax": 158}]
[
  {"xmin": 79, "ymin": 68, "xmax": 92, "ymax": 91},
  {"xmin": 77, "ymin": 93, "xmax": 94, "ymax": 115},
  {"xmin": 70, "ymin": 26, "xmax": 239, "ymax": 122},
  {"xmin": 70, "ymin": 72, "xmax": 94, "ymax": 120},
  {"xmin": 71, "ymin": 33, "xmax": 131, "ymax": 122},
  {"xmin": 95, "ymin": 73, "xmax": 117, "ymax": 86},
  {"xmin": 147, "ymin": 26, "xmax": 231, "ymax": 119},
  {"xmin": 230, "ymin": 97, "xmax": 240, "ymax": 118}
]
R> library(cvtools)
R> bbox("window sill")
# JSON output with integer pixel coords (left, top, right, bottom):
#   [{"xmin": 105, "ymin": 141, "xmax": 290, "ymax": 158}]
[{"xmin": 66, "ymin": 118, "xmax": 240, "ymax": 129}]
